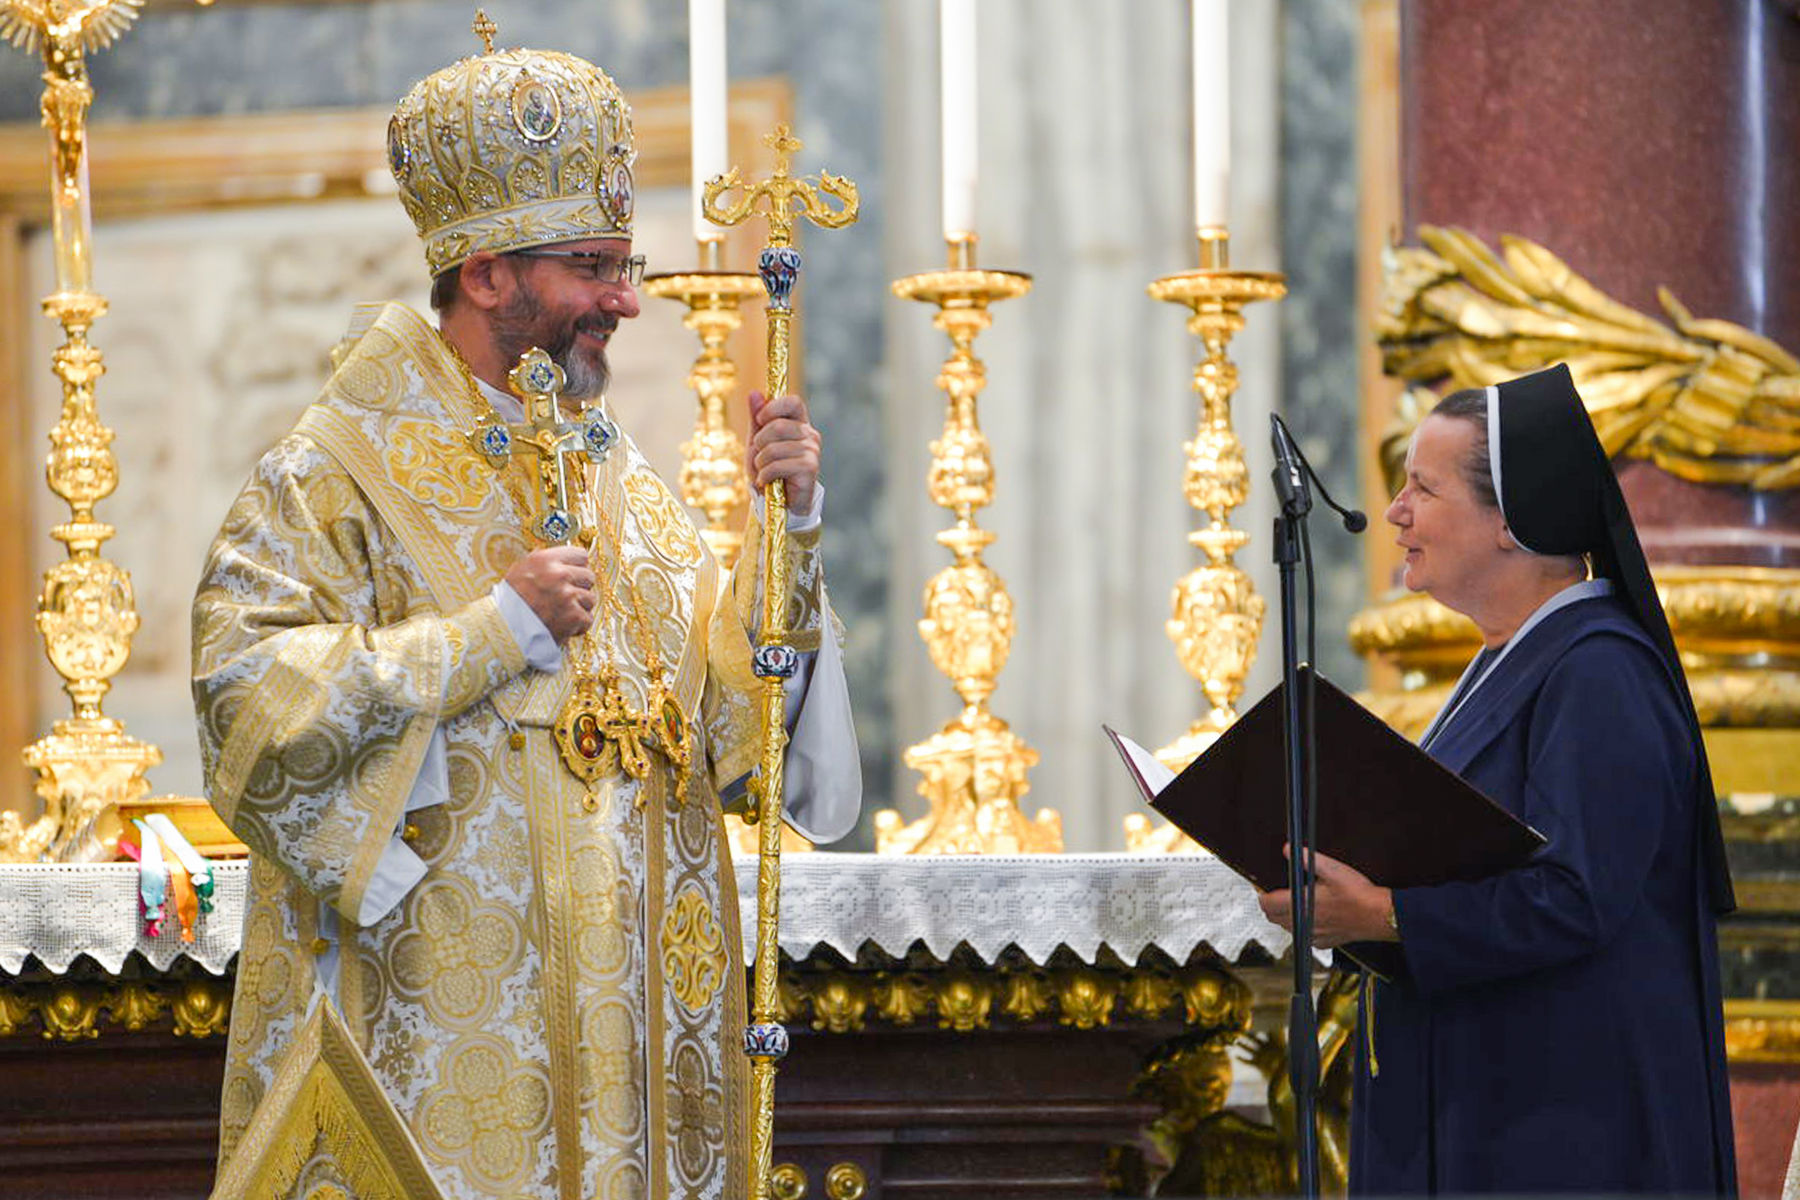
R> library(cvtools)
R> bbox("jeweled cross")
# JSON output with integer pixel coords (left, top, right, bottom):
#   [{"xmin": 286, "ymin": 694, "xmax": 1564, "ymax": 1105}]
[
  {"xmin": 471, "ymin": 9, "xmax": 497, "ymax": 53},
  {"xmin": 595, "ymin": 673, "xmax": 654, "ymax": 782},
  {"xmin": 467, "ymin": 347, "xmax": 619, "ymax": 545}
]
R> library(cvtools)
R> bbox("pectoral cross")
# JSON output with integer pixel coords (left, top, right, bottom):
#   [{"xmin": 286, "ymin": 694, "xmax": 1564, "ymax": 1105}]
[{"xmin": 468, "ymin": 347, "xmax": 619, "ymax": 545}]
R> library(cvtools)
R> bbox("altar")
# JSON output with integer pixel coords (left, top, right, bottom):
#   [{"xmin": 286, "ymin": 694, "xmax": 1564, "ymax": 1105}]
[{"xmin": 0, "ymin": 853, "xmax": 1305, "ymax": 1200}]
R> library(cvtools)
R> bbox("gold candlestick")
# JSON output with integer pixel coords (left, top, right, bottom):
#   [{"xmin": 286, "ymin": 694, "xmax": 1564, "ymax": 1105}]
[
  {"xmin": 878, "ymin": 236, "xmax": 1062, "ymax": 855},
  {"xmin": 1124, "ymin": 228, "xmax": 1285, "ymax": 855},
  {"xmin": 643, "ymin": 244, "xmax": 762, "ymax": 571},
  {"xmin": 0, "ymin": 0, "xmax": 163, "ymax": 863}
]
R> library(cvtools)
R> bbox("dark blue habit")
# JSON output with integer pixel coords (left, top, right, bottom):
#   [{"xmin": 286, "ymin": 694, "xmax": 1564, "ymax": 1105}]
[{"xmin": 1349, "ymin": 593, "xmax": 1737, "ymax": 1194}]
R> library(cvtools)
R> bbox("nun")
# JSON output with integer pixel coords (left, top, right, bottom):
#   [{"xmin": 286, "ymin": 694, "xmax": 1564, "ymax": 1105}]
[{"xmin": 1259, "ymin": 364, "xmax": 1738, "ymax": 1194}]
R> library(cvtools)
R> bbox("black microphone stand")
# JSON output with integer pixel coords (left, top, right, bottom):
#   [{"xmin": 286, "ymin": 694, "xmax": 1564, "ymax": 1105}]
[
  {"xmin": 1269, "ymin": 413, "xmax": 1322, "ymax": 1200},
  {"xmin": 1267, "ymin": 413, "xmax": 1366, "ymax": 1200}
]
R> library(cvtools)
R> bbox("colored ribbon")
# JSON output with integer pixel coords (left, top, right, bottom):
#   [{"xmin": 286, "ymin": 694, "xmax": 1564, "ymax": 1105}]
[
  {"xmin": 144, "ymin": 813, "xmax": 214, "ymax": 915},
  {"xmin": 166, "ymin": 857, "xmax": 199, "ymax": 944},
  {"xmin": 132, "ymin": 818, "xmax": 167, "ymax": 938}
]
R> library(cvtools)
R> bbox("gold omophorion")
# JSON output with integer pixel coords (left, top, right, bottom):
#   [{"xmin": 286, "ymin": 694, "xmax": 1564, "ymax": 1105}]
[
  {"xmin": 1124, "ymin": 229, "xmax": 1286, "ymax": 853},
  {"xmin": 701, "ymin": 123, "xmax": 858, "ymax": 1200},
  {"xmin": 880, "ymin": 236, "xmax": 1062, "ymax": 855}
]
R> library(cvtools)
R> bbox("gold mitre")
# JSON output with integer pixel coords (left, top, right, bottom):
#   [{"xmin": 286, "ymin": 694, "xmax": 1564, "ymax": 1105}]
[{"xmin": 387, "ymin": 15, "xmax": 636, "ymax": 276}]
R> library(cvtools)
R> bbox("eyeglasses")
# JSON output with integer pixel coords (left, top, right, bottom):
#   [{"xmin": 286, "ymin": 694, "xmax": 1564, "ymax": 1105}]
[{"xmin": 511, "ymin": 249, "xmax": 647, "ymax": 286}]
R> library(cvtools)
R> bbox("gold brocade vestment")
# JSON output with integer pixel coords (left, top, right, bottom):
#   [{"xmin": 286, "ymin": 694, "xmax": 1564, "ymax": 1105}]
[{"xmin": 193, "ymin": 302, "xmax": 832, "ymax": 1200}]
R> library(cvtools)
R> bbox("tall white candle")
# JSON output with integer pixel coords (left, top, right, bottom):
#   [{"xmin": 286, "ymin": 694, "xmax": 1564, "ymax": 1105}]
[
  {"xmin": 940, "ymin": 0, "xmax": 978, "ymax": 242},
  {"xmin": 690, "ymin": 0, "xmax": 728, "ymax": 244},
  {"xmin": 1191, "ymin": 0, "xmax": 1230, "ymax": 231}
]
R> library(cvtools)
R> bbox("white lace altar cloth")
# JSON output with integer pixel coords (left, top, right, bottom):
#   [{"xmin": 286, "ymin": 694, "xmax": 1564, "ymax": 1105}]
[
  {"xmin": 1, "ymin": 852, "xmax": 1289, "ymax": 976},
  {"xmin": 0, "ymin": 861, "xmax": 250, "ymax": 975},
  {"xmin": 732, "ymin": 852, "xmax": 1290, "ymax": 966}
]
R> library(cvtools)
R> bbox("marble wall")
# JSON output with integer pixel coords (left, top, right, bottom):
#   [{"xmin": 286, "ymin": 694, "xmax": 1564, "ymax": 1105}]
[{"xmin": 0, "ymin": 0, "xmax": 1366, "ymax": 850}]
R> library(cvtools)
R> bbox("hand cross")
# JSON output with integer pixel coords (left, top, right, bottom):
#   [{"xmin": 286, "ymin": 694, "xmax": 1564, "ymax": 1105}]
[{"xmin": 468, "ymin": 347, "xmax": 619, "ymax": 544}]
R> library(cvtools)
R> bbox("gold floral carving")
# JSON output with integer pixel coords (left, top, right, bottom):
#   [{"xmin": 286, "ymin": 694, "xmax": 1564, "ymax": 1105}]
[
  {"xmin": 0, "ymin": 976, "xmax": 232, "ymax": 1039},
  {"xmin": 171, "ymin": 977, "xmax": 230, "ymax": 1038},
  {"xmin": 39, "ymin": 982, "xmax": 102, "ymax": 1040},
  {"xmin": 1377, "ymin": 225, "xmax": 1800, "ymax": 490},
  {"xmin": 108, "ymin": 979, "xmax": 166, "ymax": 1031},
  {"xmin": 881, "ymin": 257, "xmax": 1060, "ymax": 855},
  {"xmin": 660, "ymin": 888, "xmax": 727, "ymax": 1013},
  {"xmin": 759, "ymin": 961, "xmax": 1246, "ymax": 1034},
  {"xmin": 1353, "ymin": 567, "xmax": 1800, "ymax": 744},
  {"xmin": 1723, "ymin": 1001, "xmax": 1800, "ymax": 1063},
  {"xmin": 933, "ymin": 970, "xmax": 994, "ymax": 1032},
  {"xmin": 1367, "ymin": 229, "xmax": 1800, "ymax": 777},
  {"xmin": 1054, "ymin": 968, "xmax": 1121, "ymax": 1031}
]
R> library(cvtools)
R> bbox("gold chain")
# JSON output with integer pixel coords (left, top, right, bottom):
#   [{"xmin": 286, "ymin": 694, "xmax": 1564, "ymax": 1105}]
[{"xmin": 443, "ymin": 335, "xmax": 691, "ymax": 805}]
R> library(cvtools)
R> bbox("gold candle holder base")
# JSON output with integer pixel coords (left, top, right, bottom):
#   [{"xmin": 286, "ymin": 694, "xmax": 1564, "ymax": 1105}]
[
  {"xmin": 1126, "ymin": 235, "xmax": 1286, "ymax": 852},
  {"xmin": 642, "ymin": 265, "xmax": 765, "ymax": 571},
  {"xmin": 878, "ymin": 249, "xmax": 1060, "ymax": 854}
]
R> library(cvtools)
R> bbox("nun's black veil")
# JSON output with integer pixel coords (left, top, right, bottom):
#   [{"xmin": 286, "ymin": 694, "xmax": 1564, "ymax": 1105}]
[{"xmin": 1491, "ymin": 363, "xmax": 1734, "ymax": 913}]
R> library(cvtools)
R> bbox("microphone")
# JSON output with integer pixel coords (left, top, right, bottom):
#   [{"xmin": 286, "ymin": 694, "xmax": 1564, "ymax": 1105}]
[
  {"xmin": 1271, "ymin": 414, "xmax": 1366, "ymax": 534},
  {"xmin": 1269, "ymin": 414, "xmax": 1312, "ymax": 518}
]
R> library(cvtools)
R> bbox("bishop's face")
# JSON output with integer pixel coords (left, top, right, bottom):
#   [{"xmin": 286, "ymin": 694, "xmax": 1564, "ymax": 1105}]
[
  {"xmin": 1384, "ymin": 415, "xmax": 1510, "ymax": 614},
  {"xmin": 490, "ymin": 238, "xmax": 641, "ymax": 402}
]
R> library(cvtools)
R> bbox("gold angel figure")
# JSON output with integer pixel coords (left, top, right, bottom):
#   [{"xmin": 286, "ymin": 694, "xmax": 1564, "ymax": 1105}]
[
  {"xmin": 0, "ymin": 0, "xmax": 141, "ymax": 55},
  {"xmin": 1377, "ymin": 225, "xmax": 1800, "ymax": 491}
]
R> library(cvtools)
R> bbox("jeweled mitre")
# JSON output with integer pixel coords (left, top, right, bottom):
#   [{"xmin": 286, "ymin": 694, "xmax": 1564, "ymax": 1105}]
[{"xmin": 388, "ymin": 45, "xmax": 636, "ymax": 275}]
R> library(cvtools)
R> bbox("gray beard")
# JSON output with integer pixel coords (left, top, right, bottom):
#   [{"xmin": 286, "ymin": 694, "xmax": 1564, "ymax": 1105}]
[{"xmin": 490, "ymin": 286, "xmax": 611, "ymax": 403}]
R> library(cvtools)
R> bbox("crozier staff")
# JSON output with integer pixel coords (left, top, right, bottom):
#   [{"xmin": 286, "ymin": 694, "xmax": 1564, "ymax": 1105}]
[
  {"xmin": 194, "ymin": 17, "xmax": 860, "ymax": 1198},
  {"xmin": 1260, "ymin": 365, "xmax": 1736, "ymax": 1194}
]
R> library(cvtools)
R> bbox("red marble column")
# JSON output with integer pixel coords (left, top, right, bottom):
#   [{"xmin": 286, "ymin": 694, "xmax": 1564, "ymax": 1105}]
[{"xmin": 1401, "ymin": 0, "xmax": 1800, "ymax": 566}]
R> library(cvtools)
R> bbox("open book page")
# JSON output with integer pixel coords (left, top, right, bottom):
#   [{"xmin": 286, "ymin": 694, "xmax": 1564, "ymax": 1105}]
[{"xmin": 1103, "ymin": 725, "xmax": 1178, "ymax": 800}]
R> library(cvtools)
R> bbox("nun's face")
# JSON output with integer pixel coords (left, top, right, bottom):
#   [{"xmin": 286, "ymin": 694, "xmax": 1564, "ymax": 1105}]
[{"xmin": 1385, "ymin": 415, "xmax": 1508, "ymax": 607}]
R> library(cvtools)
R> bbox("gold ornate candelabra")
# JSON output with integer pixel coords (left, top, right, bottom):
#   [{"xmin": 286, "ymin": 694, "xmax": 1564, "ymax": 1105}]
[
  {"xmin": 1124, "ymin": 229, "xmax": 1285, "ymax": 854},
  {"xmin": 702, "ymin": 124, "xmax": 858, "ymax": 1200},
  {"xmin": 644, "ymin": 243, "xmax": 762, "ymax": 571},
  {"xmin": 0, "ymin": 0, "xmax": 163, "ymax": 863},
  {"xmin": 877, "ymin": 236, "xmax": 1061, "ymax": 855}
]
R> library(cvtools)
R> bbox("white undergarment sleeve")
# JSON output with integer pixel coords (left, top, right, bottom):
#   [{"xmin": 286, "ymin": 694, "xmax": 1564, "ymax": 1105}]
[
  {"xmin": 751, "ymin": 480, "xmax": 825, "ymax": 531},
  {"xmin": 493, "ymin": 580, "xmax": 563, "ymax": 673},
  {"xmin": 778, "ymin": 616, "xmax": 862, "ymax": 845}
]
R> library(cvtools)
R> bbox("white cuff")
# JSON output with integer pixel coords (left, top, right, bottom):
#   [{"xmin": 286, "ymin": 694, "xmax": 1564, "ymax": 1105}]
[
  {"xmin": 356, "ymin": 836, "xmax": 428, "ymax": 926},
  {"xmin": 750, "ymin": 480, "xmax": 825, "ymax": 532},
  {"xmin": 777, "ymin": 619, "xmax": 862, "ymax": 845},
  {"xmin": 493, "ymin": 580, "xmax": 562, "ymax": 673}
]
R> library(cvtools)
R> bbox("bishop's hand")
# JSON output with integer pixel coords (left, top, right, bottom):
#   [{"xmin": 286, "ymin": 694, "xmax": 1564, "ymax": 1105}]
[
  {"xmin": 505, "ymin": 546, "xmax": 597, "ymax": 643},
  {"xmin": 747, "ymin": 391, "xmax": 821, "ymax": 516}
]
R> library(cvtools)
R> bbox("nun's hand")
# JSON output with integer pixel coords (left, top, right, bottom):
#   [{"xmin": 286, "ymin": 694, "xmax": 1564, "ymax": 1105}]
[{"xmin": 1256, "ymin": 848, "xmax": 1397, "ymax": 948}]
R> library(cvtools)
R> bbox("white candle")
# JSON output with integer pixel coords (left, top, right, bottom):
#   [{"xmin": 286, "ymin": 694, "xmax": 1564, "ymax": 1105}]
[
  {"xmin": 1191, "ymin": 0, "xmax": 1230, "ymax": 231},
  {"xmin": 940, "ymin": 0, "xmax": 978, "ymax": 242},
  {"xmin": 690, "ymin": 0, "xmax": 728, "ymax": 245}
]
